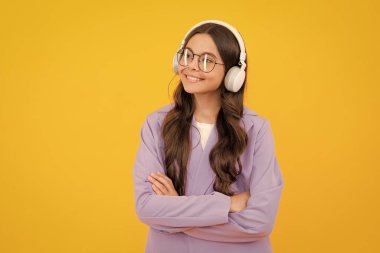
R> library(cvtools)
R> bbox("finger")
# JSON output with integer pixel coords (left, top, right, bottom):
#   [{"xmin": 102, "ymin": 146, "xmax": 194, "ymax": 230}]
[
  {"xmin": 152, "ymin": 184, "xmax": 164, "ymax": 195},
  {"xmin": 154, "ymin": 173, "xmax": 179, "ymax": 196},
  {"xmin": 151, "ymin": 183, "xmax": 159, "ymax": 194},
  {"xmin": 150, "ymin": 173, "xmax": 173, "ymax": 190},
  {"xmin": 147, "ymin": 174, "xmax": 165, "ymax": 187},
  {"xmin": 148, "ymin": 175, "xmax": 169, "ymax": 194},
  {"xmin": 151, "ymin": 173, "xmax": 175, "ymax": 190},
  {"xmin": 156, "ymin": 171, "xmax": 173, "ymax": 184}
]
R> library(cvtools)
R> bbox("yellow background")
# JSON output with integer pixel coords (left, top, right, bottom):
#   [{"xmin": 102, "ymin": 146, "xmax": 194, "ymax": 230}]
[{"xmin": 1, "ymin": 0, "xmax": 379, "ymax": 252}]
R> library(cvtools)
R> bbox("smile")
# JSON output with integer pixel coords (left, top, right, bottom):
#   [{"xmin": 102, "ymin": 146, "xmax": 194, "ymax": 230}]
[{"xmin": 185, "ymin": 74, "xmax": 204, "ymax": 83}]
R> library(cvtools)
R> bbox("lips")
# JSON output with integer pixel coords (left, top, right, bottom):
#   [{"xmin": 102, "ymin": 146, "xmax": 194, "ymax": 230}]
[{"xmin": 184, "ymin": 73, "xmax": 204, "ymax": 82}]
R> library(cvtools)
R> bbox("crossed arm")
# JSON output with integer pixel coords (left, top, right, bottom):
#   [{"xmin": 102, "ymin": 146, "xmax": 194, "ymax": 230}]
[{"xmin": 132, "ymin": 114, "xmax": 284, "ymax": 242}]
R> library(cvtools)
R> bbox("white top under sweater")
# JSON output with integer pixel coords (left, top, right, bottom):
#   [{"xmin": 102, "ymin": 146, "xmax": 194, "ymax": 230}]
[{"xmin": 194, "ymin": 120, "xmax": 215, "ymax": 149}]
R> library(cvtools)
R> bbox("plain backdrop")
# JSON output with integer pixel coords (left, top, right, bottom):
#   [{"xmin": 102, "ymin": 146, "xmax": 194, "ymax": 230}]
[{"xmin": 0, "ymin": 0, "xmax": 379, "ymax": 252}]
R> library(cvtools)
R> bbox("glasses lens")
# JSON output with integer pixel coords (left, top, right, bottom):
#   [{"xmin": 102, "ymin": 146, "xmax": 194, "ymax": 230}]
[
  {"xmin": 199, "ymin": 53, "xmax": 216, "ymax": 72},
  {"xmin": 177, "ymin": 48, "xmax": 193, "ymax": 66}
]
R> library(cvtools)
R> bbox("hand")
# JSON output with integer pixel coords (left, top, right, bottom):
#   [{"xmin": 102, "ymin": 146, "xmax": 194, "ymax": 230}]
[
  {"xmin": 229, "ymin": 191, "xmax": 251, "ymax": 213},
  {"xmin": 147, "ymin": 171, "xmax": 179, "ymax": 196}
]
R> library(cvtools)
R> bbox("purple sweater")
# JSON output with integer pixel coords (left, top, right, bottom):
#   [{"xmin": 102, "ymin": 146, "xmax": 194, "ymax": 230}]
[{"xmin": 132, "ymin": 102, "xmax": 284, "ymax": 253}]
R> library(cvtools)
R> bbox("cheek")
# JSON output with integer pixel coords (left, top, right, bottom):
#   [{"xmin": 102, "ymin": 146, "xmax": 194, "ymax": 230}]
[
  {"xmin": 179, "ymin": 71, "xmax": 186, "ymax": 81},
  {"xmin": 177, "ymin": 67, "xmax": 185, "ymax": 78},
  {"xmin": 178, "ymin": 64, "xmax": 188, "ymax": 72},
  {"xmin": 210, "ymin": 70, "xmax": 226, "ymax": 86}
]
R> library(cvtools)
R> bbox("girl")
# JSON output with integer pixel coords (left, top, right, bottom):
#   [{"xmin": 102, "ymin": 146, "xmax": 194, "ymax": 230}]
[{"xmin": 132, "ymin": 20, "xmax": 284, "ymax": 253}]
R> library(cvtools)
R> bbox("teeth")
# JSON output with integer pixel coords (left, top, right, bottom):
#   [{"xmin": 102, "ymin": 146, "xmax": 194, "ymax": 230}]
[{"xmin": 186, "ymin": 75, "xmax": 202, "ymax": 81}]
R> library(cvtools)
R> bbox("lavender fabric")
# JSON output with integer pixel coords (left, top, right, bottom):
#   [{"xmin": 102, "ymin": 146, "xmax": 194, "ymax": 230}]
[{"xmin": 132, "ymin": 103, "xmax": 284, "ymax": 253}]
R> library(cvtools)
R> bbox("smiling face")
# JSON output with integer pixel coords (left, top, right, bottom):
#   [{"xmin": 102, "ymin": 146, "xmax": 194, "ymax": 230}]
[{"xmin": 178, "ymin": 33, "xmax": 225, "ymax": 95}]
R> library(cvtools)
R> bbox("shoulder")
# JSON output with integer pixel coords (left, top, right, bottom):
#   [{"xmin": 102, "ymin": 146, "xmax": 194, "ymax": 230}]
[
  {"xmin": 242, "ymin": 105, "xmax": 269, "ymax": 135},
  {"xmin": 144, "ymin": 102, "xmax": 175, "ymax": 128},
  {"xmin": 138, "ymin": 104, "xmax": 175, "ymax": 146},
  {"xmin": 146, "ymin": 102, "xmax": 175, "ymax": 121}
]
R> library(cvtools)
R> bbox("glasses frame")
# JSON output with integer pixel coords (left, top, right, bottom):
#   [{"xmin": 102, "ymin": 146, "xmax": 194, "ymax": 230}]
[{"xmin": 176, "ymin": 48, "xmax": 225, "ymax": 73}]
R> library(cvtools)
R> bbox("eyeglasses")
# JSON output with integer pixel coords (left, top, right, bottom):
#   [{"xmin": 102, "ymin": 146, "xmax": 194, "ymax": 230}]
[{"xmin": 176, "ymin": 47, "xmax": 224, "ymax": 73}]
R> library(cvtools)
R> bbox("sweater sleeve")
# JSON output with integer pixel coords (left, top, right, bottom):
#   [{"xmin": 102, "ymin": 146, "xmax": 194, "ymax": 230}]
[
  {"xmin": 183, "ymin": 119, "xmax": 284, "ymax": 242},
  {"xmin": 132, "ymin": 113, "xmax": 231, "ymax": 233}
]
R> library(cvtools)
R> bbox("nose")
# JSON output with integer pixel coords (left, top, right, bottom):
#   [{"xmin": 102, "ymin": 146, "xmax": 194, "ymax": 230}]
[{"xmin": 188, "ymin": 55, "xmax": 200, "ymax": 71}]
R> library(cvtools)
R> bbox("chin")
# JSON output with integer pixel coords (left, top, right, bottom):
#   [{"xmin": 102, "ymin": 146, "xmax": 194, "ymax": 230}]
[{"xmin": 182, "ymin": 84, "xmax": 199, "ymax": 94}]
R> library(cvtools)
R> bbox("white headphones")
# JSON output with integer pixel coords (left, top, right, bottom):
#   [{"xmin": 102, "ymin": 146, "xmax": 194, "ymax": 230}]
[{"xmin": 172, "ymin": 20, "xmax": 247, "ymax": 93}]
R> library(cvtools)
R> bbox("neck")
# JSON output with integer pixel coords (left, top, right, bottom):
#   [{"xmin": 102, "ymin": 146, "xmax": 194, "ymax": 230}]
[{"xmin": 192, "ymin": 92, "xmax": 221, "ymax": 124}]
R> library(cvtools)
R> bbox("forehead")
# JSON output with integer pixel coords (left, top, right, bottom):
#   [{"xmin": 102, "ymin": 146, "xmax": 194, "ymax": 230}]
[{"xmin": 185, "ymin": 33, "xmax": 221, "ymax": 59}]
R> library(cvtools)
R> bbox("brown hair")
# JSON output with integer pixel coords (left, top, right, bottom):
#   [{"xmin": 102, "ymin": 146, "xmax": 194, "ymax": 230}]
[{"xmin": 162, "ymin": 23, "xmax": 249, "ymax": 196}]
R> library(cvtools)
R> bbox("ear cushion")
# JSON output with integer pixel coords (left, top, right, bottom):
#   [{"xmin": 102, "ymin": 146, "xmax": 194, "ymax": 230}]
[
  {"xmin": 224, "ymin": 66, "xmax": 246, "ymax": 92},
  {"xmin": 172, "ymin": 53, "xmax": 179, "ymax": 74}
]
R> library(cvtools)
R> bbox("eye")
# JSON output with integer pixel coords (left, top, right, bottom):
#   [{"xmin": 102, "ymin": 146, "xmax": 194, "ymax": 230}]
[
  {"xmin": 184, "ymin": 49, "xmax": 193, "ymax": 58},
  {"xmin": 200, "ymin": 54, "xmax": 215, "ymax": 63}
]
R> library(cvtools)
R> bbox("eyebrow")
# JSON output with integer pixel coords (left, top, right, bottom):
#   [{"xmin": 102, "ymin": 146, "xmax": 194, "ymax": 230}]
[{"xmin": 184, "ymin": 47, "xmax": 218, "ymax": 59}]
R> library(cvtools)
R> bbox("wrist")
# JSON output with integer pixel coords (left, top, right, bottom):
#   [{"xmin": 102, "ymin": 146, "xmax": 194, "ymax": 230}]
[{"xmin": 229, "ymin": 196, "xmax": 234, "ymax": 213}]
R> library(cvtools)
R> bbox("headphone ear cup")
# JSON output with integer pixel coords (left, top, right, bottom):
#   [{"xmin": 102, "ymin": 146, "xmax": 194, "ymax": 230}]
[
  {"xmin": 224, "ymin": 66, "xmax": 246, "ymax": 92},
  {"xmin": 172, "ymin": 53, "xmax": 179, "ymax": 74}
]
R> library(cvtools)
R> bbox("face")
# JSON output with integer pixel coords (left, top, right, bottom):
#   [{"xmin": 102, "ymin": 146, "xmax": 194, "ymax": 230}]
[{"xmin": 178, "ymin": 33, "xmax": 225, "ymax": 95}]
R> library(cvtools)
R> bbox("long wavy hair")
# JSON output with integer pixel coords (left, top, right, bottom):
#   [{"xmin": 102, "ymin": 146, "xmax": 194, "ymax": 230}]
[{"xmin": 162, "ymin": 23, "xmax": 249, "ymax": 196}]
